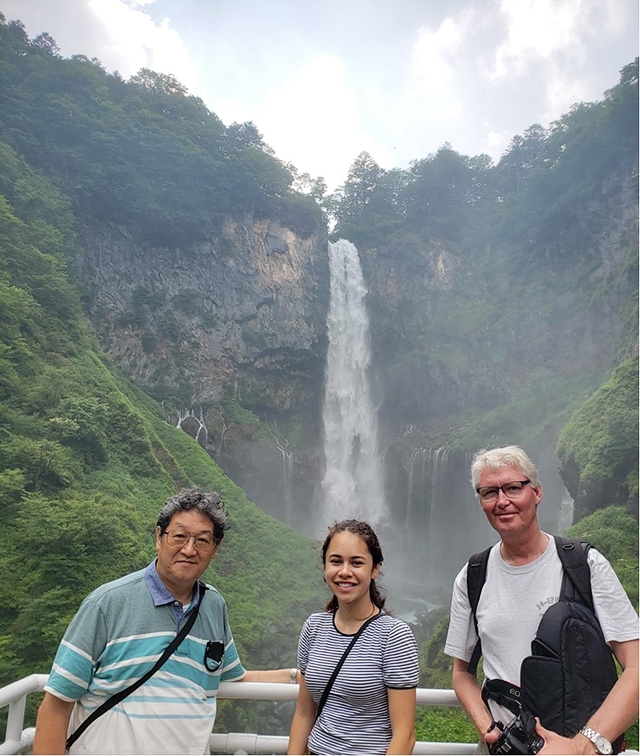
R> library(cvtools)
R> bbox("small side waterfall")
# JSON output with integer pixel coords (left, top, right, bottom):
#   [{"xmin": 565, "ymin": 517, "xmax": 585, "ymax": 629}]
[
  {"xmin": 320, "ymin": 239, "xmax": 385, "ymax": 527},
  {"xmin": 277, "ymin": 439, "xmax": 294, "ymax": 525}
]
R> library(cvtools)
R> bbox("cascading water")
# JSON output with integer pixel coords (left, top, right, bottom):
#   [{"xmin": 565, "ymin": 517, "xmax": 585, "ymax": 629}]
[{"xmin": 320, "ymin": 239, "xmax": 385, "ymax": 527}]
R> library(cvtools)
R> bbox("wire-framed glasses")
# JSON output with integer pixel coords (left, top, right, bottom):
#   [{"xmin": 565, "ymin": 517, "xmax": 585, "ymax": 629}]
[{"xmin": 161, "ymin": 529, "xmax": 217, "ymax": 552}]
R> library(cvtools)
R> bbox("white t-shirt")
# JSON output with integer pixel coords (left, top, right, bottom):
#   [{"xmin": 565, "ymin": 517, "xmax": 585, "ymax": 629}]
[{"xmin": 445, "ymin": 533, "xmax": 638, "ymax": 723}]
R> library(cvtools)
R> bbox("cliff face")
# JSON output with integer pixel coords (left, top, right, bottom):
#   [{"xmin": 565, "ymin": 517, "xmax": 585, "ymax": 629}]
[
  {"xmin": 79, "ymin": 218, "xmax": 329, "ymax": 408},
  {"xmin": 76, "ymin": 217, "xmax": 329, "ymax": 525}
]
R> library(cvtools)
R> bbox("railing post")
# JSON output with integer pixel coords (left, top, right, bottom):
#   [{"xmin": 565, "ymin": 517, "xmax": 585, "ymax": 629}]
[{"xmin": 5, "ymin": 696, "xmax": 26, "ymax": 747}]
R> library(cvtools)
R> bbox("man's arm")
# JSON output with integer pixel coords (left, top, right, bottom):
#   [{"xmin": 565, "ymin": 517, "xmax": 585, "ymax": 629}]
[
  {"xmin": 537, "ymin": 638, "xmax": 639, "ymax": 755},
  {"xmin": 239, "ymin": 667, "xmax": 299, "ymax": 683},
  {"xmin": 452, "ymin": 657, "xmax": 501, "ymax": 748},
  {"xmin": 33, "ymin": 692, "xmax": 75, "ymax": 755}
]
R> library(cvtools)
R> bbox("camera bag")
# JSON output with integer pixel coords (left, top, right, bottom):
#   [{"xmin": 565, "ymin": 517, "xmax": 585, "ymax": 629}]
[
  {"xmin": 519, "ymin": 538, "xmax": 622, "ymax": 752},
  {"xmin": 466, "ymin": 536, "xmax": 622, "ymax": 752}
]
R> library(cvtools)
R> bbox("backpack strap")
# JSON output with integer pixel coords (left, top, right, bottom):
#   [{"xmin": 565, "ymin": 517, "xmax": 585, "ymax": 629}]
[
  {"xmin": 466, "ymin": 546, "xmax": 492, "ymax": 675},
  {"xmin": 554, "ymin": 536, "xmax": 594, "ymax": 612}
]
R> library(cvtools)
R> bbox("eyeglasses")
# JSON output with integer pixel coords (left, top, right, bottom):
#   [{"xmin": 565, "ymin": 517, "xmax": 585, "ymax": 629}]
[
  {"xmin": 161, "ymin": 529, "xmax": 217, "ymax": 552},
  {"xmin": 476, "ymin": 480, "xmax": 531, "ymax": 503}
]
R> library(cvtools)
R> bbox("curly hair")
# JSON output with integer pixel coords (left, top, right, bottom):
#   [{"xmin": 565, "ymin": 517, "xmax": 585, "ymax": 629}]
[{"xmin": 157, "ymin": 488, "xmax": 229, "ymax": 543}]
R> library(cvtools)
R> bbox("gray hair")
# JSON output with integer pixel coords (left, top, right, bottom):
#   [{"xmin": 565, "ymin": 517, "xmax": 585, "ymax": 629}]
[
  {"xmin": 470, "ymin": 445, "xmax": 541, "ymax": 492},
  {"xmin": 157, "ymin": 488, "xmax": 229, "ymax": 542}
]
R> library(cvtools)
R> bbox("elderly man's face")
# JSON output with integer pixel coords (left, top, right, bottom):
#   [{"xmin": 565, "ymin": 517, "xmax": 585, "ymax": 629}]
[
  {"xmin": 155, "ymin": 510, "xmax": 218, "ymax": 594},
  {"xmin": 477, "ymin": 464, "xmax": 543, "ymax": 537}
]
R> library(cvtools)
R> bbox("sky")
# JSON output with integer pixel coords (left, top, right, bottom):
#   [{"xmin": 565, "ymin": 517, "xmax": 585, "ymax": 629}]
[{"xmin": 3, "ymin": 0, "xmax": 638, "ymax": 190}]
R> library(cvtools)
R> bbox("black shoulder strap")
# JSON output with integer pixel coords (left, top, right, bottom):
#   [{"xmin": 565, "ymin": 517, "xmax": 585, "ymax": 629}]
[
  {"xmin": 315, "ymin": 612, "xmax": 382, "ymax": 721},
  {"xmin": 466, "ymin": 546, "xmax": 491, "ymax": 675},
  {"xmin": 554, "ymin": 536, "xmax": 594, "ymax": 611},
  {"xmin": 66, "ymin": 582, "xmax": 206, "ymax": 751}
]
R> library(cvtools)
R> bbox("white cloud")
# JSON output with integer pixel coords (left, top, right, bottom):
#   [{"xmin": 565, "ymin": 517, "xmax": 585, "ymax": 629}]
[
  {"xmin": 409, "ymin": 16, "xmax": 467, "ymax": 121},
  {"xmin": 86, "ymin": 0, "xmax": 196, "ymax": 87},
  {"xmin": 541, "ymin": 64, "xmax": 592, "ymax": 122},
  {"xmin": 257, "ymin": 54, "xmax": 393, "ymax": 190},
  {"xmin": 485, "ymin": 129, "xmax": 508, "ymax": 154},
  {"xmin": 490, "ymin": 0, "xmax": 586, "ymax": 80}
]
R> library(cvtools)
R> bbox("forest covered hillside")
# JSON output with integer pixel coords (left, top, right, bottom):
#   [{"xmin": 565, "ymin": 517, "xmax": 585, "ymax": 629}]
[{"xmin": 0, "ymin": 134, "xmax": 325, "ymax": 732}]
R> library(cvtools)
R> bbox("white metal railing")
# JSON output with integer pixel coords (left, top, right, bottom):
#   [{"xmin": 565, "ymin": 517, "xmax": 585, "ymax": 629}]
[{"xmin": 0, "ymin": 675, "xmax": 476, "ymax": 754}]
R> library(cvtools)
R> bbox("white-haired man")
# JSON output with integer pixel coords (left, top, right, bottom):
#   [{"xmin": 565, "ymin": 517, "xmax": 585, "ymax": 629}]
[{"xmin": 445, "ymin": 445, "xmax": 638, "ymax": 754}]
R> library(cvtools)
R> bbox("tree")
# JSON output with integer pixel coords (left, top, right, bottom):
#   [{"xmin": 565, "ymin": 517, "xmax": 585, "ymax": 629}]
[
  {"xmin": 30, "ymin": 32, "xmax": 60, "ymax": 57},
  {"xmin": 497, "ymin": 124, "xmax": 548, "ymax": 193},
  {"xmin": 334, "ymin": 151, "xmax": 384, "ymax": 226},
  {"xmin": 129, "ymin": 68, "xmax": 188, "ymax": 96}
]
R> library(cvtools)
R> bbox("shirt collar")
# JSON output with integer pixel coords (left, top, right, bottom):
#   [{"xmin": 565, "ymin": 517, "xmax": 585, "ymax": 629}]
[{"xmin": 144, "ymin": 559, "xmax": 201, "ymax": 608}]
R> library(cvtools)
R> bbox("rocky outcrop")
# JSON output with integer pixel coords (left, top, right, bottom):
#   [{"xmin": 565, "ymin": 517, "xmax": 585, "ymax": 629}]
[
  {"xmin": 78, "ymin": 217, "xmax": 329, "ymax": 411},
  {"xmin": 75, "ymin": 217, "xmax": 329, "ymax": 526}
]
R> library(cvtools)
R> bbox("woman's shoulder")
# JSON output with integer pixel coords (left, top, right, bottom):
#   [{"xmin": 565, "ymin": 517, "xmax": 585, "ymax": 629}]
[
  {"xmin": 303, "ymin": 611, "xmax": 334, "ymax": 630},
  {"xmin": 371, "ymin": 612, "xmax": 416, "ymax": 639},
  {"xmin": 377, "ymin": 611, "xmax": 409, "ymax": 627}
]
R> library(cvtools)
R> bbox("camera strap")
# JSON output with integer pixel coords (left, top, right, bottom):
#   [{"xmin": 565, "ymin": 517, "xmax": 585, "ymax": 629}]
[
  {"xmin": 482, "ymin": 678, "xmax": 524, "ymax": 718},
  {"xmin": 65, "ymin": 582, "xmax": 206, "ymax": 751}
]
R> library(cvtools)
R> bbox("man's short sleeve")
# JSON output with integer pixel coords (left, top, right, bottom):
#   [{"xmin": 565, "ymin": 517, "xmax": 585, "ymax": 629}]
[
  {"xmin": 444, "ymin": 562, "xmax": 478, "ymax": 662},
  {"xmin": 217, "ymin": 598, "xmax": 246, "ymax": 681},
  {"xmin": 589, "ymin": 549, "xmax": 639, "ymax": 644},
  {"xmin": 44, "ymin": 596, "xmax": 108, "ymax": 701}
]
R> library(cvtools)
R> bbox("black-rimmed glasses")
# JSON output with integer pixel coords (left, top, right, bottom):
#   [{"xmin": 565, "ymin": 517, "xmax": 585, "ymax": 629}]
[{"xmin": 476, "ymin": 480, "xmax": 531, "ymax": 503}]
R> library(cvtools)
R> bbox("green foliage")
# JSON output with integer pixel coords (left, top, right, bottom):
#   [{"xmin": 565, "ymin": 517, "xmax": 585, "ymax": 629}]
[
  {"xmin": 565, "ymin": 506, "xmax": 639, "ymax": 609},
  {"xmin": 414, "ymin": 706, "xmax": 478, "ymax": 745},
  {"xmin": 419, "ymin": 615, "xmax": 454, "ymax": 688},
  {"xmin": 0, "ymin": 18, "xmax": 322, "ymax": 246},
  {"xmin": 0, "ymin": 122, "xmax": 325, "ymax": 738},
  {"xmin": 557, "ymin": 359, "xmax": 639, "ymax": 491},
  {"xmin": 449, "ymin": 369, "xmax": 602, "ymax": 453}
]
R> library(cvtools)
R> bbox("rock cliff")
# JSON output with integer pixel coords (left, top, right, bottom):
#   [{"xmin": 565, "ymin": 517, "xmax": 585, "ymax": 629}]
[{"xmin": 77, "ymin": 217, "xmax": 329, "ymax": 525}]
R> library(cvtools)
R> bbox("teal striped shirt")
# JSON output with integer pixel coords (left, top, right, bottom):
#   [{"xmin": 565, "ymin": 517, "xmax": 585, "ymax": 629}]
[{"xmin": 44, "ymin": 561, "xmax": 245, "ymax": 754}]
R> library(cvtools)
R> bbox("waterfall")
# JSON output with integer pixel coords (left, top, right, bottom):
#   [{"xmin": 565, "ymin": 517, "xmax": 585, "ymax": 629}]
[
  {"xmin": 320, "ymin": 239, "xmax": 385, "ymax": 527},
  {"xmin": 395, "ymin": 447, "xmax": 497, "ymax": 599},
  {"xmin": 277, "ymin": 439, "xmax": 294, "ymax": 525}
]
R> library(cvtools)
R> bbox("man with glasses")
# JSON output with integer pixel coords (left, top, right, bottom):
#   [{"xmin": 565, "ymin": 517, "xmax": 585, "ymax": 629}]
[
  {"xmin": 445, "ymin": 446, "xmax": 638, "ymax": 754},
  {"xmin": 34, "ymin": 488, "xmax": 298, "ymax": 754}
]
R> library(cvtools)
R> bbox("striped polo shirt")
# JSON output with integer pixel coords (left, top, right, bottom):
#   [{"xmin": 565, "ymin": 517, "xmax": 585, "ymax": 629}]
[
  {"xmin": 44, "ymin": 561, "xmax": 245, "ymax": 754},
  {"xmin": 298, "ymin": 611, "xmax": 419, "ymax": 755}
]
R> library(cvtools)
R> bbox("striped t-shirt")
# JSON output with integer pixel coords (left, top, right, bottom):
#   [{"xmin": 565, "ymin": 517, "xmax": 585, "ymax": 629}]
[
  {"xmin": 298, "ymin": 611, "xmax": 419, "ymax": 755},
  {"xmin": 44, "ymin": 561, "xmax": 245, "ymax": 754}
]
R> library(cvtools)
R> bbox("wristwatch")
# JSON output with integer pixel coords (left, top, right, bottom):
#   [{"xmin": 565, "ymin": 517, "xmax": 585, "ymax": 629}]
[{"xmin": 579, "ymin": 727, "xmax": 613, "ymax": 755}]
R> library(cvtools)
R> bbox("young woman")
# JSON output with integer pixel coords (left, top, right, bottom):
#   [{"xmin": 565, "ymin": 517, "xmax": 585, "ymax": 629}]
[{"xmin": 288, "ymin": 520, "xmax": 419, "ymax": 755}]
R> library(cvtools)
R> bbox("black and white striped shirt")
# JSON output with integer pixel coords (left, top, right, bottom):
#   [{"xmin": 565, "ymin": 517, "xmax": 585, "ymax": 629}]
[{"xmin": 298, "ymin": 611, "xmax": 419, "ymax": 755}]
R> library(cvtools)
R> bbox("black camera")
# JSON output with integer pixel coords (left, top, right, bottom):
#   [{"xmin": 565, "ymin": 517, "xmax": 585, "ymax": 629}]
[
  {"xmin": 490, "ymin": 710, "xmax": 544, "ymax": 755},
  {"xmin": 482, "ymin": 679, "xmax": 545, "ymax": 755}
]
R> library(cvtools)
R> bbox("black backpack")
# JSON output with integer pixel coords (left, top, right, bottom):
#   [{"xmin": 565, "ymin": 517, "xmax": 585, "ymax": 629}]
[{"xmin": 466, "ymin": 536, "xmax": 623, "ymax": 752}]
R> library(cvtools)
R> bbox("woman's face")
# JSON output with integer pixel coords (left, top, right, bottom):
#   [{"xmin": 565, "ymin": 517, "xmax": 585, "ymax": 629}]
[{"xmin": 324, "ymin": 531, "xmax": 380, "ymax": 607}]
